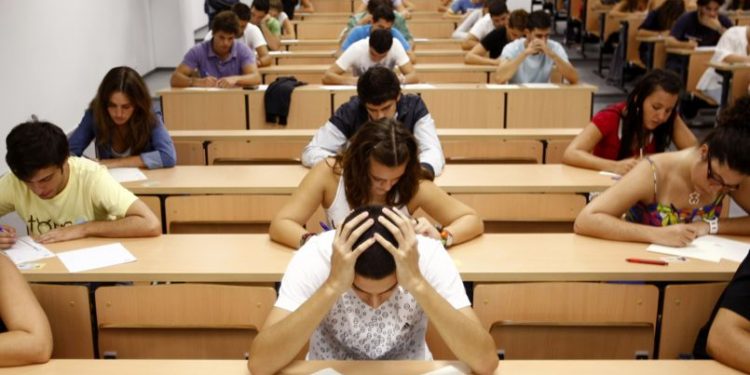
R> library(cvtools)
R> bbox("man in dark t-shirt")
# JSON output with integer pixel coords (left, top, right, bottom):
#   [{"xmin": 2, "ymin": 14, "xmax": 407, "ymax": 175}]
[
  {"xmin": 665, "ymin": 0, "xmax": 732, "ymax": 72},
  {"xmin": 693, "ymin": 252, "xmax": 750, "ymax": 373},
  {"xmin": 464, "ymin": 9, "xmax": 527, "ymax": 65}
]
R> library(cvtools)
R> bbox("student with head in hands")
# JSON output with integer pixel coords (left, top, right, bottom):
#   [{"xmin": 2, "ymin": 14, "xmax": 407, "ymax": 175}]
[
  {"xmin": 574, "ymin": 96, "xmax": 750, "ymax": 247},
  {"xmin": 250, "ymin": 205, "xmax": 497, "ymax": 375},
  {"xmin": 68, "ymin": 66, "xmax": 176, "ymax": 170},
  {"xmin": 0, "ymin": 254, "xmax": 52, "ymax": 367},
  {"xmin": 170, "ymin": 10, "xmax": 261, "ymax": 88},
  {"xmin": 563, "ymin": 69, "xmax": 697, "ymax": 176},
  {"xmin": 0, "ymin": 121, "xmax": 161, "ymax": 249},
  {"xmin": 465, "ymin": 9, "xmax": 528, "ymax": 65},
  {"xmin": 272, "ymin": 117, "xmax": 482, "ymax": 249},
  {"xmin": 495, "ymin": 10, "xmax": 579, "ymax": 84}
]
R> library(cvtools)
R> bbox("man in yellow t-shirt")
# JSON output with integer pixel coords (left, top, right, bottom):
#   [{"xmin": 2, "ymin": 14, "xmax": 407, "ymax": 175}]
[{"xmin": 0, "ymin": 121, "xmax": 161, "ymax": 249}]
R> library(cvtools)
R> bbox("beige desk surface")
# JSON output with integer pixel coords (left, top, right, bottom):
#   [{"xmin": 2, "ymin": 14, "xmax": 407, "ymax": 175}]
[
  {"xmin": 636, "ymin": 35, "xmax": 666, "ymax": 43},
  {"xmin": 449, "ymin": 233, "xmax": 746, "ymax": 282},
  {"xmin": 168, "ymin": 128, "xmax": 582, "ymax": 143},
  {"xmin": 155, "ymin": 87, "xmax": 250, "ymax": 97},
  {"xmin": 666, "ymin": 47, "xmax": 715, "ymax": 56},
  {"xmin": 121, "ymin": 164, "xmax": 614, "ymax": 195},
  {"xmin": 281, "ymin": 38, "xmax": 462, "ymax": 46},
  {"xmin": 708, "ymin": 61, "xmax": 750, "ymax": 71},
  {"xmin": 269, "ymin": 49, "xmax": 465, "ymax": 58},
  {"xmin": 22, "ymin": 233, "xmax": 745, "ymax": 283},
  {"xmin": 259, "ymin": 63, "xmax": 498, "ymax": 74},
  {"xmin": 2, "ymin": 359, "xmax": 741, "ymax": 375}
]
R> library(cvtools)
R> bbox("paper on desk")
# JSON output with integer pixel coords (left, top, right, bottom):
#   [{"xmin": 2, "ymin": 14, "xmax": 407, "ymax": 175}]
[
  {"xmin": 695, "ymin": 46, "xmax": 716, "ymax": 52},
  {"xmin": 56, "ymin": 243, "xmax": 136, "ymax": 272},
  {"xmin": 3, "ymin": 236, "xmax": 55, "ymax": 265},
  {"xmin": 108, "ymin": 168, "xmax": 147, "ymax": 183},
  {"xmin": 647, "ymin": 235, "xmax": 750, "ymax": 263},
  {"xmin": 486, "ymin": 83, "xmax": 519, "ymax": 89},
  {"xmin": 522, "ymin": 83, "xmax": 558, "ymax": 88},
  {"xmin": 421, "ymin": 364, "xmax": 470, "ymax": 374},
  {"xmin": 321, "ymin": 85, "xmax": 357, "ymax": 91},
  {"xmin": 413, "ymin": 38, "xmax": 430, "ymax": 42},
  {"xmin": 402, "ymin": 83, "xmax": 436, "ymax": 90},
  {"xmin": 310, "ymin": 369, "xmax": 343, "ymax": 375},
  {"xmin": 183, "ymin": 87, "xmax": 224, "ymax": 91}
]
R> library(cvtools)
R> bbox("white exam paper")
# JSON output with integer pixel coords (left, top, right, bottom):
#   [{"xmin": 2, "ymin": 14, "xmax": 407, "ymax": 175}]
[
  {"xmin": 108, "ymin": 168, "xmax": 147, "ymax": 183},
  {"xmin": 56, "ymin": 243, "xmax": 136, "ymax": 272},
  {"xmin": 3, "ymin": 236, "xmax": 55, "ymax": 265},
  {"xmin": 647, "ymin": 235, "xmax": 750, "ymax": 263}
]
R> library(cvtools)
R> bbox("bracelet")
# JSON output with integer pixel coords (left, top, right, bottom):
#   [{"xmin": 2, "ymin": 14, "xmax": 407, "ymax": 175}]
[
  {"xmin": 299, "ymin": 232, "xmax": 315, "ymax": 248},
  {"xmin": 439, "ymin": 228, "xmax": 454, "ymax": 248},
  {"xmin": 704, "ymin": 217, "xmax": 719, "ymax": 234}
]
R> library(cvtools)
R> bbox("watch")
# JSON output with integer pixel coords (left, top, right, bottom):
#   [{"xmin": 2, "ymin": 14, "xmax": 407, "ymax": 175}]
[{"xmin": 703, "ymin": 217, "xmax": 719, "ymax": 235}]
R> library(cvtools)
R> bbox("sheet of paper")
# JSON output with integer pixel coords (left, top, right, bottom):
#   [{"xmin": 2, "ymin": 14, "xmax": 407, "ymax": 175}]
[
  {"xmin": 56, "ymin": 243, "xmax": 136, "ymax": 273},
  {"xmin": 310, "ymin": 368, "xmax": 343, "ymax": 375},
  {"xmin": 486, "ymin": 83, "xmax": 519, "ymax": 89},
  {"xmin": 522, "ymin": 83, "xmax": 559, "ymax": 89},
  {"xmin": 108, "ymin": 168, "xmax": 147, "ymax": 183},
  {"xmin": 321, "ymin": 85, "xmax": 357, "ymax": 91},
  {"xmin": 402, "ymin": 83, "xmax": 436, "ymax": 90},
  {"xmin": 647, "ymin": 235, "xmax": 750, "ymax": 263},
  {"xmin": 695, "ymin": 46, "xmax": 716, "ymax": 52},
  {"xmin": 183, "ymin": 87, "xmax": 224, "ymax": 92},
  {"xmin": 3, "ymin": 236, "xmax": 55, "ymax": 265},
  {"xmin": 421, "ymin": 364, "xmax": 470, "ymax": 374},
  {"xmin": 255, "ymin": 84, "xmax": 269, "ymax": 91},
  {"xmin": 413, "ymin": 38, "xmax": 430, "ymax": 42}
]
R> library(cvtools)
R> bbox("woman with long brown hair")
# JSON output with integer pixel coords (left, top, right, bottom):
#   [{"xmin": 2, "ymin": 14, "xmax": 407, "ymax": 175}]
[
  {"xmin": 270, "ymin": 117, "xmax": 483, "ymax": 249},
  {"xmin": 68, "ymin": 66, "xmax": 176, "ymax": 169}
]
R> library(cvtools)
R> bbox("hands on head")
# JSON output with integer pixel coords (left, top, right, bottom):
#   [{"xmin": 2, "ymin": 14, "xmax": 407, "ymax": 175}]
[{"xmin": 326, "ymin": 207, "xmax": 426, "ymax": 295}]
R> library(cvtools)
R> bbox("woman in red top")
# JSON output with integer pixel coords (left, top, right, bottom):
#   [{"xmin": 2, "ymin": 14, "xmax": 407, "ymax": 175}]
[{"xmin": 563, "ymin": 69, "xmax": 697, "ymax": 176}]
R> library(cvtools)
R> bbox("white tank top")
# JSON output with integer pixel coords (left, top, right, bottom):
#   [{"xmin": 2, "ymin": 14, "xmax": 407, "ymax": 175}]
[{"xmin": 325, "ymin": 177, "xmax": 411, "ymax": 229}]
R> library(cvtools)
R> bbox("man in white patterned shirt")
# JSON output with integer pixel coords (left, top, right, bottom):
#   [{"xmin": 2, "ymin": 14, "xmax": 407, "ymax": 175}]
[{"xmin": 248, "ymin": 206, "xmax": 497, "ymax": 375}]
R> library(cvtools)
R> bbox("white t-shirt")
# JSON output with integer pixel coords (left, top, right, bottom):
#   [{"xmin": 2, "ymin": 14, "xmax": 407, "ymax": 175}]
[
  {"xmin": 453, "ymin": 8, "xmax": 484, "ymax": 39},
  {"xmin": 469, "ymin": 13, "xmax": 495, "ymax": 40},
  {"xmin": 275, "ymin": 230, "xmax": 470, "ymax": 360},
  {"xmin": 335, "ymin": 38, "xmax": 411, "ymax": 76},
  {"xmin": 698, "ymin": 26, "xmax": 747, "ymax": 93},
  {"xmin": 204, "ymin": 23, "xmax": 268, "ymax": 49}
]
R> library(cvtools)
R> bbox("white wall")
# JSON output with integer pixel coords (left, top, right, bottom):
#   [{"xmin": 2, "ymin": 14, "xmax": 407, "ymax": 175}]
[
  {"xmin": 0, "ymin": 0, "xmax": 157, "ymax": 173},
  {"xmin": 150, "ymin": 0, "xmax": 205, "ymax": 67}
]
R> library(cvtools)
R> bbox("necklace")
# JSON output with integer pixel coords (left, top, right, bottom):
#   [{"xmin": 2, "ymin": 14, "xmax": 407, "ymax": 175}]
[{"xmin": 688, "ymin": 190, "xmax": 701, "ymax": 206}]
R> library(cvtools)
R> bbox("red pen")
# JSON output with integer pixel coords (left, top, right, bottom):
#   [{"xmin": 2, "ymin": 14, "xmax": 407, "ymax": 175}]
[{"xmin": 626, "ymin": 258, "xmax": 668, "ymax": 266}]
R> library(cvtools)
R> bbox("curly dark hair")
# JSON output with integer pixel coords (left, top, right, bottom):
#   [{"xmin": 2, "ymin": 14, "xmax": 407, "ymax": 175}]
[
  {"xmin": 332, "ymin": 118, "xmax": 421, "ymax": 209},
  {"xmin": 617, "ymin": 69, "xmax": 682, "ymax": 160},
  {"xmin": 703, "ymin": 96, "xmax": 750, "ymax": 175}
]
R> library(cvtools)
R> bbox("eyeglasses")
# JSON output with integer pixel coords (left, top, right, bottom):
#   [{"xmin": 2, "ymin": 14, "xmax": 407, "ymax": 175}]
[{"xmin": 706, "ymin": 151, "xmax": 740, "ymax": 192}]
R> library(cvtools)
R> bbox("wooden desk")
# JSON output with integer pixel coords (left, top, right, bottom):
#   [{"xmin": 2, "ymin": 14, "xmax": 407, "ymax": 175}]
[
  {"xmin": 504, "ymin": 84, "xmax": 597, "ymax": 128},
  {"xmin": 636, "ymin": 35, "xmax": 667, "ymax": 70},
  {"xmin": 23, "ymin": 233, "xmax": 745, "ymax": 283},
  {"xmin": 258, "ymin": 64, "xmax": 496, "ymax": 84},
  {"xmin": 158, "ymin": 88, "xmax": 247, "ymax": 131},
  {"xmin": 269, "ymin": 49, "xmax": 466, "ymax": 65},
  {"xmin": 281, "ymin": 38, "xmax": 462, "ymax": 51},
  {"xmin": 293, "ymin": 19, "xmax": 457, "ymax": 39},
  {"xmin": 666, "ymin": 47, "xmax": 715, "ymax": 94},
  {"xmin": 707, "ymin": 61, "xmax": 750, "ymax": 110},
  {"xmin": 296, "ymin": 11, "xmax": 445, "ymax": 21},
  {"xmin": 122, "ymin": 164, "xmax": 614, "ymax": 196},
  {"xmin": 3, "ymin": 359, "xmax": 742, "ymax": 375}
]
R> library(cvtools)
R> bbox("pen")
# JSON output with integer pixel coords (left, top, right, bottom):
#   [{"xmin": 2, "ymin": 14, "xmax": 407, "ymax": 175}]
[
  {"xmin": 626, "ymin": 258, "xmax": 668, "ymax": 266},
  {"xmin": 319, "ymin": 221, "xmax": 331, "ymax": 231}
]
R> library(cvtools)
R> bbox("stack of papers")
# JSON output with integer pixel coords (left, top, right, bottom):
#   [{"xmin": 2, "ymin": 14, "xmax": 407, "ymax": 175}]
[
  {"xmin": 3, "ymin": 237, "xmax": 55, "ymax": 265},
  {"xmin": 648, "ymin": 235, "xmax": 750, "ymax": 263}
]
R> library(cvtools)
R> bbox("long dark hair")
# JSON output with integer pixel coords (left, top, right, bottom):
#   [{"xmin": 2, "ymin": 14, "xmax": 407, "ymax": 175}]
[
  {"xmin": 90, "ymin": 66, "xmax": 156, "ymax": 154},
  {"xmin": 617, "ymin": 69, "xmax": 682, "ymax": 160},
  {"xmin": 333, "ymin": 118, "xmax": 421, "ymax": 208},
  {"xmin": 655, "ymin": 0, "xmax": 685, "ymax": 30},
  {"xmin": 704, "ymin": 96, "xmax": 750, "ymax": 175}
]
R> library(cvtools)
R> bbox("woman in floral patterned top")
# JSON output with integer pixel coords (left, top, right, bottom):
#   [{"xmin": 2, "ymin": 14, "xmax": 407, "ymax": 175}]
[{"xmin": 574, "ymin": 97, "xmax": 750, "ymax": 247}]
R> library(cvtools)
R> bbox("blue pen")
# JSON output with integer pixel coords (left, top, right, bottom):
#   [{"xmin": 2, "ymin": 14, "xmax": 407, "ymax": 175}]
[{"xmin": 320, "ymin": 221, "xmax": 331, "ymax": 231}]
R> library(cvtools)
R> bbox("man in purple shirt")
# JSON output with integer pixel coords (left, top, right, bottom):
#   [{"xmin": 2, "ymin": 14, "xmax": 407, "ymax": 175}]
[{"xmin": 170, "ymin": 10, "xmax": 261, "ymax": 88}]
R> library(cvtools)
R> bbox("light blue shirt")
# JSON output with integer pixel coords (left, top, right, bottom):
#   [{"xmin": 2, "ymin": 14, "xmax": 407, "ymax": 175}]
[
  {"xmin": 451, "ymin": 0, "xmax": 482, "ymax": 14},
  {"xmin": 342, "ymin": 25, "xmax": 411, "ymax": 51},
  {"xmin": 500, "ymin": 38, "xmax": 569, "ymax": 84}
]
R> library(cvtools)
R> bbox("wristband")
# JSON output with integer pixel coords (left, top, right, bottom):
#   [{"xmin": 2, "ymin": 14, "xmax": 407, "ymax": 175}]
[
  {"xmin": 299, "ymin": 232, "xmax": 315, "ymax": 248},
  {"xmin": 704, "ymin": 217, "xmax": 719, "ymax": 234},
  {"xmin": 440, "ymin": 228, "xmax": 454, "ymax": 248}
]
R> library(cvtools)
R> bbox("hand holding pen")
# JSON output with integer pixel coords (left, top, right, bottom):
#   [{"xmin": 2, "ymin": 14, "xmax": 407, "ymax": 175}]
[{"xmin": 0, "ymin": 225, "xmax": 17, "ymax": 250}]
